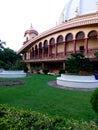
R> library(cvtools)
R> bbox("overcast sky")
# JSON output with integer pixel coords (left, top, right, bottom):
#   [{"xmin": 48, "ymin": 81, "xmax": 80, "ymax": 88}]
[{"xmin": 0, "ymin": 0, "xmax": 68, "ymax": 51}]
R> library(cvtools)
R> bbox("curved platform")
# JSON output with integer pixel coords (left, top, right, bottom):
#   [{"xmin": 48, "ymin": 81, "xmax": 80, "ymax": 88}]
[
  {"xmin": 57, "ymin": 74, "xmax": 98, "ymax": 89},
  {"xmin": 0, "ymin": 70, "xmax": 26, "ymax": 78}
]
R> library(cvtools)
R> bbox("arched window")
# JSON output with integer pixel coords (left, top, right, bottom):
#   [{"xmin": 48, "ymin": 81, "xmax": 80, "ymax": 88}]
[
  {"xmin": 50, "ymin": 38, "xmax": 55, "ymax": 45},
  {"xmin": 39, "ymin": 42, "xmax": 42, "ymax": 49},
  {"xmin": 39, "ymin": 42, "xmax": 42, "ymax": 56},
  {"xmin": 76, "ymin": 31, "xmax": 85, "ymax": 40},
  {"xmin": 44, "ymin": 40, "xmax": 48, "ymax": 54},
  {"xmin": 66, "ymin": 33, "xmax": 73, "ymax": 42},
  {"xmin": 88, "ymin": 30, "xmax": 97, "ymax": 38},
  {"xmin": 32, "ymin": 47, "xmax": 34, "ymax": 57},
  {"xmin": 35, "ymin": 45, "xmax": 38, "ymax": 56},
  {"xmin": 44, "ymin": 40, "xmax": 48, "ymax": 48},
  {"xmin": 57, "ymin": 35, "xmax": 63, "ymax": 43}
]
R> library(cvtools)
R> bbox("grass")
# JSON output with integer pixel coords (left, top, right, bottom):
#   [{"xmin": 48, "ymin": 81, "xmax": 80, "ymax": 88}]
[{"xmin": 0, "ymin": 74, "xmax": 97, "ymax": 122}]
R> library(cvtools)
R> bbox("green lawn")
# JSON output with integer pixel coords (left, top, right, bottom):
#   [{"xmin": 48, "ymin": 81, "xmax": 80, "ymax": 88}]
[{"xmin": 0, "ymin": 74, "xmax": 97, "ymax": 122}]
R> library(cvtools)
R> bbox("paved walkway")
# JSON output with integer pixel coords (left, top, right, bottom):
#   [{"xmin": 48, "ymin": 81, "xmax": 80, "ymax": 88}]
[{"xmin": 48, "ymin": 80, "xmax": 95, "ymax": 91}]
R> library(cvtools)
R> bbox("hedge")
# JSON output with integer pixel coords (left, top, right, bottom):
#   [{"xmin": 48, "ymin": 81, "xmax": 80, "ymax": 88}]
[{"xmin": 0, "ymin": 104, "xmax": 98, "ymax": 130}]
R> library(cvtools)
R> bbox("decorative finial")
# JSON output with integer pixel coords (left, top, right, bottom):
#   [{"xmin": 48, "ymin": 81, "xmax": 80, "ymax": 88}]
[
  {"xmin": 62, "ymin": 13, "xmax": 64, "ymax": 23},
  {"xmin": 96, "ymin": 2, "xmax": 98, "ymax": 12},
  {"xmin": 30, "ymin": 23, "xmax": 33, "ymax": 28},
  {"xmin": 75, "ymin": 7, "xmax": 78, "ymax": 16}
]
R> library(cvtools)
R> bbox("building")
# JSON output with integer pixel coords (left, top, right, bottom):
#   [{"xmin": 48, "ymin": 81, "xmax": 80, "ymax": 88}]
[{"xmin": 18, "ymin": 0, "xmax": 98, "ymax": 73}]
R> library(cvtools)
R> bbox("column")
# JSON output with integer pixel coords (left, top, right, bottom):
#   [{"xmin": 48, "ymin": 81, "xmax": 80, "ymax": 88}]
[
  {"xmin": 55, "ymin": 43, "xmax": 57, "ymax": 57},
  {"xmin": 48, "ymin": 44, "xmax": 50, "ymax": 58},
  {"xmin": 63, "ymin": 62, "xmax": 66, "ymax": 70},
  {"xmin": 42, "ymin": 47, "xmax": 44, "ymax": 58},
  {"xmin": 63, "ymin": 41, "xmax": 66, "ymax": 56},
  {"xmin": 73, "ymin": 39, "xmax": 76, "ymax": 53},
  {"xmin": 38, "ymin": 47, "xmax": 39, "ymax": 58},
  {"xmin": 85, "ymin": 38, "xmax": 88, "ymax": 54},
  {"xmin": 34, "ymin": 49, "xmax": 35, "ymax": 58}
]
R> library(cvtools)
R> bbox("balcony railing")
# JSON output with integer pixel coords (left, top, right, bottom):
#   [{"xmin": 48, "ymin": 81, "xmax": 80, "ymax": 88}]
[{"xmin": 23, "ymin": 48, "xmax": 98, "ymax": 62}]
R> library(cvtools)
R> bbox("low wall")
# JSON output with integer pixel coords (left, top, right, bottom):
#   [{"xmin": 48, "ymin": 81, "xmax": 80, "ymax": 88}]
[
  {"xmin": 57, "ymin": 74, "xmax": 98, "ymax": 88},
  {"xmin": 0, "ymin": 70, "xmax": 26, "ymax": 78}
]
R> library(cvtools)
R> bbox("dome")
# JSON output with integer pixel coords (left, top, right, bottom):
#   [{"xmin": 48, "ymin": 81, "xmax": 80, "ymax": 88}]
[
  {"xmin": 24, "ymin": 24, "xmax": 38, "ymax": 36},
  {"xmin": 59, "ymin": 0, "xmax": 98, "ymax": 23}
]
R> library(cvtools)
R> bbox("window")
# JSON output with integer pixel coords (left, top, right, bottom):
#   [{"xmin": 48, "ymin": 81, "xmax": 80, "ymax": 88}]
[{"xmin": 80, "ymin": 46, "xmax": 84, "ymax": 51}]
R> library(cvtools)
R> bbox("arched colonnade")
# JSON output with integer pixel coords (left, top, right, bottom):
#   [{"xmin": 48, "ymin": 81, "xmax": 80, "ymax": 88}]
[{"xmin": 24, "ymin": 30, "xmax": 98, "ymax": 60}]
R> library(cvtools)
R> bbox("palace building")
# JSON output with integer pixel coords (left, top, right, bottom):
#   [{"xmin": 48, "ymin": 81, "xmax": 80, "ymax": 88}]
[{"xmin": 18, "ymin": 0, "xmax": 98, "ymax": 73}]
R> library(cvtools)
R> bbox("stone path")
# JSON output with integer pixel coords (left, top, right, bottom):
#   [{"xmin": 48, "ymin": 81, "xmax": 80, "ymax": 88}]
[{"xmin": 48, "ymin": 80, "xmax": 96, "ymax": 91}]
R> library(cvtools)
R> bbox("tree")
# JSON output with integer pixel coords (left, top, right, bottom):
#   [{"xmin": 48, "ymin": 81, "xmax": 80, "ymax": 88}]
[
  {"xmin": 66, "ymin": 53, "xmax": 92, "ymax": 73},
  {"xmin": 0, "ymin": 47, "xmax": 23, "ymax": 70},
  {"xmin": 0, "ymin": 40, "xmax": 6, "ymax": 50},
  {"xmin": 94, "ymin": 51, "xmax": 98, "ymax": 58},
  {"xmin": 0, "ymin": 38, "xmax": 28, "ymax": 71}
]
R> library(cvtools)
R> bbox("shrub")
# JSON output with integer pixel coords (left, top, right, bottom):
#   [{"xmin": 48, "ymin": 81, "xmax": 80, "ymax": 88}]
[
  {"xmin": 90, "ymin": 88, "xmax": 98, "ymax": 115},
  {"xmin": 0, "ymin": 104, "xmax": 98, "ymax": 130},
  {"xmin": 66, "ymin": 53, "xmax": 92, "ymax": 73},
  {"xmin": 94, "ymin": 51, "xmax": 98, "ymax": 58}
]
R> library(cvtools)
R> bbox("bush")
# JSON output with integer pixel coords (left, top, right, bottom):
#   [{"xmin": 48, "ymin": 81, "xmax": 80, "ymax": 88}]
[
  {"xmin": 90, "ymin": 88, "xmax": 98, "ymax": 115},
  {"xmin": 0, "ymin": 60, "xmax": 6, "ymax": 69},
  {"xmin": 66, "ymin": 53, "xmax": 92, "ymax": 73},
  {"xmin": 0, "ymin": 104, "xmax": 98, "ymax": 130}
]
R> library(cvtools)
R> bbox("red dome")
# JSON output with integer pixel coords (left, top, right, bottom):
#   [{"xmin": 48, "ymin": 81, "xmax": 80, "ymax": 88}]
[{"xmin": 24, "ymin": 25, "xmax": 38, "ymax": 36}]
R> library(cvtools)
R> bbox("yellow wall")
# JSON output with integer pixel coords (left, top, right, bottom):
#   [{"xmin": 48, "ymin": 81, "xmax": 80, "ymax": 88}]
[
  {"xmin": 24, "ymin": 25, "xmax": 98, "ymax": 55},
  {"xmin": 66, "ymin": 42, "xmax": 74, "ymax": 51},
  {"xmin": 76, "ymin": 40, "xmax": 84, "ymax": 50},
  {"xmin": 88, "ymin": 39, "xmax": 98, "ymax": 49},
  {"xmin": 58, "ymin": 44, "xmax": 64, "ymax": 52}
]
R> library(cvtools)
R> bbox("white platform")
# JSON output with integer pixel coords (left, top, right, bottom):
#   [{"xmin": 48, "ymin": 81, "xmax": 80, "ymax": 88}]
[
  {"xmin": 0, "ymin": 70, "xmax": 26, "ymax": 78},
  {"xmin": 57, "ymin": 74, "xmax": 98, "ymax": 89}
]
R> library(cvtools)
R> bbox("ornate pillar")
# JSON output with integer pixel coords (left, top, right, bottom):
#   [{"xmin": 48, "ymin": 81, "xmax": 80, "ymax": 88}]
[
  {"xmin": 42, "ymin": 47, "xmax": 44, "ymax": 58},
  {"xmin": 48, "ymin": 44, "xmax": 50, "ymax": 58},
  {"xmin": 55, "ymin": 43, "xmax": 57, "ymax": 57},
  {"xmin": 73, "ymin": 39, "xmax": 76, "ymax": 53},
  {"xmin": 63, "ymin": 41, "xmax": 66, "ymax": 56},
  {"xmin": 85, "ymin": 38, "xmax": 88, "ymax": 54},
  {"xmin": 38, "ymin": 47, "xmax": 39, "ymax": 58},
  {"xmin": 33, "ymin": 50, "xmax": 35, "ymax": 58},
  {"xmin": 63, "ymin": 62, "xmax": 66, "ymax": 70}
]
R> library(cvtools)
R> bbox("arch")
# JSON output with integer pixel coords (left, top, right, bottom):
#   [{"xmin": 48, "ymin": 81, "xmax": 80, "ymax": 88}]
[
  {"xmin": 66, "ymin": 33, "xmax": 73, "ymax": 42},
  {"xmin": 43, "ymin": 40, "xmax": 48, "ymax": 55},
  {"xmin": 32, "ymin": 47, "xmax": 34, "ymax": 57},
  {"xmin": 88, "ymin": 30, "xmax": 98, "ymax": 52},
  {"xmin": 57, "ymin": 35, "xmax": 63, "ymax": 43},
  {"xmin": 32, "ymin": 47, "xmax": 34, "ymax": 50},
  {"xmin": 88, "ymin": 30, "xmax": 97, "ymax": 38},
  {"xmin": 44, "ymin": 40, "xmax": 48, "ymax": 48},
  {"xmin": 39, "ymin": 42, "xmax": 42, "ymax": 57},
  {"xmin": 75, "ymin": 31, "xmax": 85, "ymax": 53},
  {"xmin": 39, "ymin": 42, "xmax": 42, "ymax": 48},
  {"xmin": 35, "ymin": 45, "xmax": 38, "ymax": 49},
  {"xmin": 35, "ymin": 45, "xmax": 38, "ymax": 56},
  {"xmin": 76, "ymin": 31, "xmax": 85, "ymax": 40},
  {"xmin": 65, "ymin": 33, "xmax": 74, "ymax": 54},
  {"xmin": 50, "ymin": 38, "xmax": 55, "ymax": 45}
]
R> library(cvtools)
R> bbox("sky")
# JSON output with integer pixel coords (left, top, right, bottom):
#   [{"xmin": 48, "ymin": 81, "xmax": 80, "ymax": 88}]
[{"xmin": 0, "ymin": 0, "xmax": 68, "ymax": 51}]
